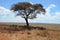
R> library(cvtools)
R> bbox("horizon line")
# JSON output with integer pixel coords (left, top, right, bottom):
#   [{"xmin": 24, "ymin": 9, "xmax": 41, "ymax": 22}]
[{"xmin": 0, "ymin": 22, "xmax": 60, "ymax": 24}]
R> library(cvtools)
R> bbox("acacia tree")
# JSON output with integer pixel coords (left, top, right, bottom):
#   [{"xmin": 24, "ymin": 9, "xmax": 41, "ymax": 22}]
[{"xmin": 11, "ymin": 2, "xmax": 45, "ymax": 27}]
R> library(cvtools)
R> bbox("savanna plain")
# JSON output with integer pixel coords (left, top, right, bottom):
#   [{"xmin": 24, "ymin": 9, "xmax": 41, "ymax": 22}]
[{"xmin": 0, "ymin": 23, "xmax": 60, "ymax": 40}]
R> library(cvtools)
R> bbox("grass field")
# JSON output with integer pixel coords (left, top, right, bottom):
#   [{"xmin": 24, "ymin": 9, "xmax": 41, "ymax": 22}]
[
  {"xmin": 0, "ymin": 23, "xmax": 60, "ymax": 40},
  {"xmin": 0, "ymin": 23, "xmax": 60, "ymax": 30}
]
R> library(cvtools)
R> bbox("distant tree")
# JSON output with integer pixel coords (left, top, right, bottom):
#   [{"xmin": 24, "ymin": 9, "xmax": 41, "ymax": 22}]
[{"xmin": 11, "ymin": 2, "xmax": 45, "ymax": 27}]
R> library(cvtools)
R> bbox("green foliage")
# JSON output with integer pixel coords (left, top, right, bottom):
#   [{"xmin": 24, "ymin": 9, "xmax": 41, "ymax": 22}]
[
  {"xmin": 11, "ymin": 2, "xmax": 46, "ymax": 26},
  {"xmin": 11, "ymin": 2, "xmax": 45, "ymax": 19}
]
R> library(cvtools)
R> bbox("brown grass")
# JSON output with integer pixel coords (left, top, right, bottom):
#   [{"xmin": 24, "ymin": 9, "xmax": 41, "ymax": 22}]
[{"xmin": 0, "ymin": 23, "xmax": 60, "ymax": 40}]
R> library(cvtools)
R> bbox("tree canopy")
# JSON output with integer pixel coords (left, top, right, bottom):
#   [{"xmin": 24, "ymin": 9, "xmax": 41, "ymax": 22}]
[
  {"xmin": 11, "ymin": 2, "xmax": 45, "ymax": 19},
  {"xmin": 11, "ymin": 2, "xmax": 46, "ymax": 26}
]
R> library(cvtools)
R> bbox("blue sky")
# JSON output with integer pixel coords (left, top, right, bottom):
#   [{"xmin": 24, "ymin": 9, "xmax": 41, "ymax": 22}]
[{"xmin": 0, "ymin": 0, "xmax": 60, "ymax": 24}]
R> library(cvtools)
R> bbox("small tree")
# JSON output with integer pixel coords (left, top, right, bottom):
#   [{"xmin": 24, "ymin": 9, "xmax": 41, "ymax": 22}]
[{"xmin": 11, "ymin": 2, "xmax": 45, "ymax": 27}]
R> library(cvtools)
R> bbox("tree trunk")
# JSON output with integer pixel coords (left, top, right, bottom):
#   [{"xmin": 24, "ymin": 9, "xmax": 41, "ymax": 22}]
[{"xmin": 25, "ymin": 18, "xmax": 29, "ymax": 27}]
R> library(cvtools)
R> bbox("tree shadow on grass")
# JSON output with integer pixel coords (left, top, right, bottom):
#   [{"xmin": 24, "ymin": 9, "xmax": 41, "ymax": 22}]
[{"xmin": 0, "ymin": 25, "xmax": 46, "ymax": 33}]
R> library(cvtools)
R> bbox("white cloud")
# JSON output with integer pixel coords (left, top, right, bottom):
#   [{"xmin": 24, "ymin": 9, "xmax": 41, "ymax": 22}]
[
  {"xmin": 0, "ymin": 6, "xmax": 15, "ymax": 18},
  {"xmin": 0, "ymin": 4, "xmax": 60, "ymax": 24},
  {"xmin": 0, "ymin": 6, "xmax": 25, "ymax": 22},
  {"xmin": 45, "ymin": 4, "xmax": 56, "ymax": 16},
  {"xmin": 0, "ymin": 6, "xmax": 12, "ymax": 14},
  {"xmin": 29, "ymin": 4, "xmax": 60, "ymax": 23}
]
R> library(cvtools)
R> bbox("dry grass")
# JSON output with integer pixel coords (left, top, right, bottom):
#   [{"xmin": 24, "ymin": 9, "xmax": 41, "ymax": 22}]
[
  {"xmin": 0, "ymin": 29, "xmax": 60, "ymax": 40},
  {"xmin": 0, "ymin": 23, "xmax": 60, "ymax": 40}
]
